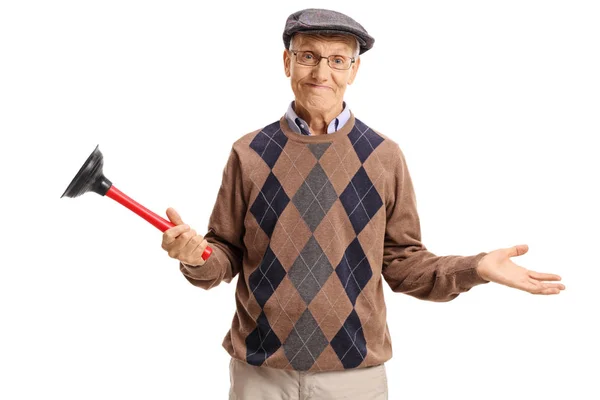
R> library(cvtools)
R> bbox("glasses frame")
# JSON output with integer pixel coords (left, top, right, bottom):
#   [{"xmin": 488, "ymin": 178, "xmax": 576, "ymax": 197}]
[{"xmin": 289, "ymin": 50, "xmax": 356, "ymax": 71}]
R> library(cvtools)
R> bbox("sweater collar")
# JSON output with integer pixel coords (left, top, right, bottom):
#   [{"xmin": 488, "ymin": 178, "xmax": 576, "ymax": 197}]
[
  {"xmin": 285, "ymin": 101, "xmax": 351, "ymax": 136},
  {"xmin": 280, "ymin": 112, "xmax": 355, "ymax": 144}
]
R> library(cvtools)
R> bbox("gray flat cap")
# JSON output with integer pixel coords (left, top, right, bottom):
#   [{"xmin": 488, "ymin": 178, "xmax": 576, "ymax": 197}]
[{"xmin": 283, "ymin": 8, "xmax": 375, "ymax": 55}]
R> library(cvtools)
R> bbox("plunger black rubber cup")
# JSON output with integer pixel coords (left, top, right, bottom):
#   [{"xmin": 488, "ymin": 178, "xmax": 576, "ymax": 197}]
[{"xmin": 61, "ymin": 144, "xmax": 112, "ymax": 198}]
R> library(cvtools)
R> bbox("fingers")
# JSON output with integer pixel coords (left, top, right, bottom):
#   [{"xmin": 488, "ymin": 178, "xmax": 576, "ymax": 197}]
[
  {"xmin": 507, "ymin": 244, "xmax": 529, "ymax": 258},
  {"xmin": 181, "ymin": 236, "xmax": 208, "ymax": 266},
  {"xmin": 528, "ymin": 270, "xmax": 562, "ymax": 281},
  {"xmin": 167, "ymin": 229, "xmax": 197, "ymax": 257},
  {"xmin": 162, "ymin": 224, "xmax": 190, "ymax": 247},
  {"xmin": 538, "ymin": 287, "xmax": 562, "ymax": 295},
  {"xmin": 524, "ymin": 279, "xmax": 566, "ymax": 295},
  {"xmin": 166, "ymin": 207, "xmax": 185, "ymax": 226},
  {"xmin": 181, "ymin": 233, "xmax": 202, "ymax": 254},
  {"xmin": 542, "ymin": 282, "xmax": 566, "ymax": 290}
]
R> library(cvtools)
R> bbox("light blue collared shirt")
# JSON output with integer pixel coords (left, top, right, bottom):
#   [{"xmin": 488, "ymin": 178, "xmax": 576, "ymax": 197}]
[{"xmin": 285, "ymin": 101, "xmax": 351, "ymax": 136}]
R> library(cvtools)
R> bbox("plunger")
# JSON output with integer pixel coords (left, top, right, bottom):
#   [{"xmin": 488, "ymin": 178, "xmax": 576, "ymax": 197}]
[{"xmin": 61, "ymin": 145, "xmax": 212, "ymax": 261}]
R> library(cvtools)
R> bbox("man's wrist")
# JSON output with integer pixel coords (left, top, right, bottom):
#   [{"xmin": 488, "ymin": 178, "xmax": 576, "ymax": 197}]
[{"xmin": 476, "ymin": 254, "xmax": 490, "ymax": 282}]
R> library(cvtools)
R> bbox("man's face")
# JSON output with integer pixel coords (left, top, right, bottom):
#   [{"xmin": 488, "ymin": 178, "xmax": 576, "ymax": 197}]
[{"xmin": 283, "ymin": 34, "xmax": 360, "ymax": 115}]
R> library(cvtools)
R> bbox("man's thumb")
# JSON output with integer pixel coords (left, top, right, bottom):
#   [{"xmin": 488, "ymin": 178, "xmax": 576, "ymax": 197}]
[
  {"xmin": 506, "ymin": 244, "xmax": 529, "ymax": 258},
  {"xmin": 166, "ymin": 207, "xmax": 185, "ymax": 226}
]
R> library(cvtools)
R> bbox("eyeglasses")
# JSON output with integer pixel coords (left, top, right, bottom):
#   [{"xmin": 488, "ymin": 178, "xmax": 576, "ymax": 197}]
[{"xmin": 290, "ymin": 50, "xmax": 355, "ymax": 71}]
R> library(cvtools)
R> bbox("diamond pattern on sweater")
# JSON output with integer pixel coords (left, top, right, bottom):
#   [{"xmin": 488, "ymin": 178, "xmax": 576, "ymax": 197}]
[
  {"xmin": 250, "ymin": 172, "xmax": 290, "ymax": 237},
  {"xmin": 249, "ymin": 121, "xmax": 288, "ymax": 169},
  {"xmin": 307, "ymin": 273, "xmax": 354, "ymax": 341},
  {"xmin": 348, "ymin": 119, "xmax": 385, "ymax": 164},
  {"xmin": 273, "ymin": 144, "xmax": 317, "ymax": 201},
  {"xmin": 288, "ymin": 236, "xmax": 333, "ymax": 305},
  {"xmin": 292, "ymin": 163, "xmax": 338, "ymax": 232},
  {"xmin": 249, "ymin": 245, "xmax": 287, "ymax": 308},
  {"xmin": 330, "ymin": 309, "xmax": 367, "ymax": 369},
  {"xmin": 246, "ymin": 311, "xmax": 281, "ymax": 367},
  {"xmin": 336, "ymin": 237, "xmax": 372, "ymax": 306},
  {"xmin": 284, "ymin": 309, "xmax": 329, "ymax": 371},
  {"xmin": 240, "ymin": 118, "xmax": 389, "ymax": 370},
  {"xmin": 269, "ymin": 204, "xmax": 313, "ymax": 270},
  {"xmin": 307, "ymin": 142, "xmax": 331, "ymax": 160},
  {"xmin": 339, "ymin": 166, "xmax": 383, "ymax": 235}
]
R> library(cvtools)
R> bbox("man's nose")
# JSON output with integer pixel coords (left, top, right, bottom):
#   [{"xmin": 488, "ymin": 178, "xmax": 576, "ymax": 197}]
[{"xmin": 311, "ymin": 58, "xmax": 330, "ymax": 81}]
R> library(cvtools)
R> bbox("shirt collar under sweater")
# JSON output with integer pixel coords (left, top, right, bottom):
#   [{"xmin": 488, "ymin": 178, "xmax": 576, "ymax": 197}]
[{"xmin": 285, "ymin": 101, "xmax": 351, "ymax": 136}]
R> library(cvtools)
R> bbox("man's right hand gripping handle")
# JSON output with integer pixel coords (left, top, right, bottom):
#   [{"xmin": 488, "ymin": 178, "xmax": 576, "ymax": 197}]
[{"xmin": 161, "ymin": 207, "xmax": 211, "ymax": 266}]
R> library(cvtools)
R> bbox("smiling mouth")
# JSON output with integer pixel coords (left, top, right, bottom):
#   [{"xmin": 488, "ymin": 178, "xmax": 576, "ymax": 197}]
[{"xmin": 307, "ymin": 83, "xmax": 331, "ymax": 89}]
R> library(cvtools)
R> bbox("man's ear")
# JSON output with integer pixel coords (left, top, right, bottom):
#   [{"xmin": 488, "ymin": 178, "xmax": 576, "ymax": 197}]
[
  {"xmin": 283, "ymin": 49, "xmax": 291, "ymax": 77},
  {"xmin": 347, "ymin": 56, "xmax": 361, "ymax": 85}
]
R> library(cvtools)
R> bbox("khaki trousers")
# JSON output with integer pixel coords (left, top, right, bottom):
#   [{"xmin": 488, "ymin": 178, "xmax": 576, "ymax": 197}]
[{"xmin": 228, "ymin": 358, "xmax": 388, "ymax": 400}]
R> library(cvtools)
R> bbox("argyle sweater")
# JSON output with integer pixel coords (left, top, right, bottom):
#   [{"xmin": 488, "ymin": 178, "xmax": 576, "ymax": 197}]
[{"xmin": 180, "ymin": 113, "xmax": 489, "ymax": 372}]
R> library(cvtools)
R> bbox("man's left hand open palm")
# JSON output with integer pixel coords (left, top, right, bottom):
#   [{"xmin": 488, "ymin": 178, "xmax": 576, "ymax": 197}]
[{"xmin": 476, "ymin": 244, "xmax": 566, "ymax": 295}]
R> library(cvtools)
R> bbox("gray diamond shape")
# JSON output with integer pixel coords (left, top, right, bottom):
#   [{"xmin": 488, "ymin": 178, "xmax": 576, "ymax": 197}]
[
  {"xmin": 284, "ymin": 309, "xmax": 329, "ymax": 371},
  {"xmin": 292, "ymin": 163, "xmax": 338, "ymax": 232},
  {"xmin": 307, "ymin": 142, "xmax": 331, "ymax": 160},
  {"xmin": 288, "ymin": 236, "xmax": 333, "ymax": 305}
]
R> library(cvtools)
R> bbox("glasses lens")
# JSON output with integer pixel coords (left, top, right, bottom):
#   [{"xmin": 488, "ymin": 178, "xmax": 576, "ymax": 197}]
[
  {"xmin": 297, "ymin": 51, "xmax": 318, "ymax": 66},
  {"xmin": 294, "ymin": 51, "xmax": 352, "ymax": 70},
  {"xmin": 328, "ymin": 55, "xmax": 351, "ymax": 70}
]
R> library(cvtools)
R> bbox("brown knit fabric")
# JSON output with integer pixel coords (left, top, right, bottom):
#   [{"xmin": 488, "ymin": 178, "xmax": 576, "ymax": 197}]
[{"xmin": 180, "ymin": 113, "xmax": 488, "ymax": 372}]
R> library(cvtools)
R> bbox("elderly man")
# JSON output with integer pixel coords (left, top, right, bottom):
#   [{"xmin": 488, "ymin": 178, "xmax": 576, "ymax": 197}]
[{"xmin": 161, "ymin": 8, "xmax": 565, "ymax": 400}]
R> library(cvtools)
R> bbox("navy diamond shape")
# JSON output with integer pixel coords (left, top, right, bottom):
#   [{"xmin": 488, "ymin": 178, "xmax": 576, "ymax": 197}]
[
  {"xmin": 347, "ymin": 119, "xmax": 385, "ymax": 164},
  {"xmin": 336, "ymin": 237, "xmax": 373, "ymax": 306},
  {"xmin": 330, "ymin": 309, "xmax": 367, "ymax": 369},
  {"xmin": 249, "ymin": 245, "xmax": 287, "ymax": 308},
  {"xmin": 250, "ymin": 172, "xmax": 290, "ymax": 237},
  {"xmin": 339, "ymin": 166, "xmax": 383, "ymax": 234},
  {"xmin": 249, "ymin": 121, "xmax": 288, "ymax": 169},
  {"xmin": 246, "ymin": 311, "xmax": 281, "ymax": 367}
]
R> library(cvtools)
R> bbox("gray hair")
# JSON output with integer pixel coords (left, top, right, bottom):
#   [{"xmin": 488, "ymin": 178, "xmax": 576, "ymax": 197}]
[{"xmin": 289, "ymin": 33, "xmax": 360, "ymax": 58}]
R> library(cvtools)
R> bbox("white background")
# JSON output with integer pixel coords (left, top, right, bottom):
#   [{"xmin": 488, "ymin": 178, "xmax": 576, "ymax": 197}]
[{"xmin": 1, "ymin": 0, "xmax": 598, "ymax": 399}]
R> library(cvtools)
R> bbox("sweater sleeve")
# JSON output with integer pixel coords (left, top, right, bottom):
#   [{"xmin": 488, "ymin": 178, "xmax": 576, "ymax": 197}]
[
  {"xmin": 381, "ymin": 144, "xmax": 489, "ymax": 302},
  {"xmin": 179, "ymin": 147, "xmax": 246, "ymax": 290}
]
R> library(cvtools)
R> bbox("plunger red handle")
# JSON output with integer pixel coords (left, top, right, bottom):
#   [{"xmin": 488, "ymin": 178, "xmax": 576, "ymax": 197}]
[{"xmin": 105, "ymin": 186, "xmax": 213, "ymax": 261}]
